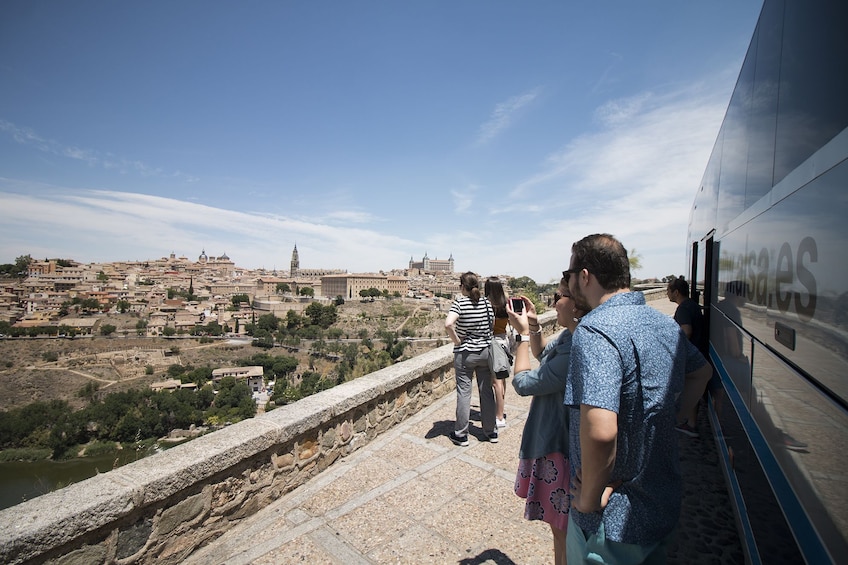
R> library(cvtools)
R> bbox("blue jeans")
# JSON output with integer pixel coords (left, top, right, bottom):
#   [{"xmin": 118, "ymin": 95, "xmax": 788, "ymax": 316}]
[
  {"xmin": 453, "ymin": 349, "xmax": 496, "ymax": 436},
  {"xmin": 566, "ymin": 515, "xmax": 675, "ymax": 565}
]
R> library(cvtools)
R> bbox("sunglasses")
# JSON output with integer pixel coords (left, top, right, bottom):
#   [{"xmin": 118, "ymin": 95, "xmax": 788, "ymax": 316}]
[
  {"xmin": 553, "ymin": 291, "xmax": 572, "ymax": 304},
  {"xmin": 562, "ymin": 267, "xmax": 583, "ymax": 285}
]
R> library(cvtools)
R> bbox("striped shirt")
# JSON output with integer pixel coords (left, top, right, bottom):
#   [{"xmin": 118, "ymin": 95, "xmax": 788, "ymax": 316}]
[{"xmin": 449, "ymin": 295, "xmax": 493, "ymax": 353}]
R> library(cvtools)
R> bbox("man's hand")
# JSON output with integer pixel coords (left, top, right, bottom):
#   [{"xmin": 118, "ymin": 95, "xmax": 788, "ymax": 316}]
[{"xmin": 571, "ymin": 469, "xmax": 620, "ymax": 513}]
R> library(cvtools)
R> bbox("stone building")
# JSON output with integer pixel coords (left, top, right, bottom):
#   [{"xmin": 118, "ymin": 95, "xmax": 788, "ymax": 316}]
[
  {"xmin": 320, "ymin": 273, "xmax": 409, "ymax": 299},
  {"xmin": 408, "ymin": 252, "xmax": 454, "ymax": 274}
]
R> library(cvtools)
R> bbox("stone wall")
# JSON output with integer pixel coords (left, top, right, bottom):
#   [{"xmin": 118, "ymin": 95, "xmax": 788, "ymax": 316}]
[{"xmin": 0, "ymin": 312, "xmax": 558, "ymax": 565}]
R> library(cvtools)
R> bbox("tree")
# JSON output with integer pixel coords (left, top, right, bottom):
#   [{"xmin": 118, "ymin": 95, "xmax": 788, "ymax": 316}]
[
  {"xmin": 305, "ymin": 303, "xmax": 337, "ymax": 329},
  {"xmin": 167, "ymin": 364, "xmax": 187, "ymax": 377},
  {"xmin": 212, "ymin": 377, "xmax": 255, "ymax": 420},
  {"xmin": 162, "ymin": 326, "xmax": 176, "ymax": 337},
  {"xmin": 14, "ymin": 254, "xmax": 32, "ymax": 276},
  {"xmin": 271, "ymin": 356, "xmax": 298, "ymax": 379},
  {"xmin": 298, "ymin": 287, "xmax": 314, "ymax": 297},
  {"xmin": 203, "ymin": 320, "xmax": 223, "ymax": 336},
  {"xmin": 79, "ymin": 297, "xmax": 101, "ymax": 313},
  {"xmin": 276, "ymin": 282, "xmax": 290, "ymax": 294},
  {"xmin": 100, "ymin": 324, "xmax": 117, "ymax": 336},
  {"xmin": 251, "ymin": 329, "xmax": 275, "ymax": 349},
  {"xmin": 359, "ymin": 288, "xmax": 381, "ymax": 299},
  {"xmin": 77, "ymin": 381, "xmax": 100, "ymax": 402},
  {"xmin": 116, "ymin": 300, "xmax": 130, "ymax": 313},
  {"xmin": 296, "ymin": 324, "xmax": 322, "ymax": 340},
  {"xmin": 509, "ymin": 276, "xmax": 538, "ymax": 295},
  {"xmin": 629, "ymin": 248, "xmax": 643, "ymax": 273},
  {"xmin": 256, "ymin": 314, "xmax": 279, "ymax": 332},
  {"xmin": 285, "ymin": 310, "xmax": 303, "ymax": 330},
  {"xmin": 96, "ymin": 271, "xmax": 109, "ymax": 282}
]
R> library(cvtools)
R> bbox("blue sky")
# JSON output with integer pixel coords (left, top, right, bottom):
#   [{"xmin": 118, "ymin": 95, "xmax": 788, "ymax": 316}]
[{"xmin": 0, "ymin": 1, "xmax": 762, "ymax": 283}]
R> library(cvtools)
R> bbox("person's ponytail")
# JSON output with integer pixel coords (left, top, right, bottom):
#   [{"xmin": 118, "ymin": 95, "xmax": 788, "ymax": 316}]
[{"xmin": 460, "ymin": 271, "xmax": 481, "ymax": 303}]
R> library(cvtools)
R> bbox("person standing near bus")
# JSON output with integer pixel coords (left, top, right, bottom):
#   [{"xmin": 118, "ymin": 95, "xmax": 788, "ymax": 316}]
[
  {"xmin": 667, "ymin": 276, "xmax": 712, "ymax": 437},
  {"xmin": 564, "ymin": 234, "xmax": 711, "ymax": 564}
]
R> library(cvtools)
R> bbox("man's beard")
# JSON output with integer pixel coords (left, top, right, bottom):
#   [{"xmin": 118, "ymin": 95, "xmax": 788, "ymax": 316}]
[{"xmin": 571, "ymin": 282, "xmax": 592, "ymax": 312}]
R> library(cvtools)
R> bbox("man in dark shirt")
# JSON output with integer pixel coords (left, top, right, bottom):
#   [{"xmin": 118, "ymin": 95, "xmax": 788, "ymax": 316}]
[
  {"xmin": 667, "ymin": 276, "xmax": 711, "ymax": 437},
  {"xmin": 667, "ymin": 276, "xmax": 705, "ymax": 352}
]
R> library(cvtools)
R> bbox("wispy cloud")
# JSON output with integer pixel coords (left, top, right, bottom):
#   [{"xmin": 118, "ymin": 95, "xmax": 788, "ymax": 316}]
[
  {"xmin": 594, "ymin": 92, "xmax": 652, "ymax": 126},
  {"xmin": 322, "ymin": 210, "xmax": 379, "ymax": 224},
  {"xmin": 0, "ymin": 184, "xmax": 419, "ymax": 273},
  {"xmin": 0, "ymin": 119, "xmax": 191, "ymax": 181},
  {"xmin": 503, "ymin": 77, "xmax": 734, "ymax": 279},
  {"xmin": 511, "ymin": 82, "xmax": 727, "ymax": 201},
  {"xmin": 475, "ymin": 88, "xmax": 541, "ymax": 145},
  {"xmin": 451, "ymin": 184, "xmax": 477, "ymax": 214}
]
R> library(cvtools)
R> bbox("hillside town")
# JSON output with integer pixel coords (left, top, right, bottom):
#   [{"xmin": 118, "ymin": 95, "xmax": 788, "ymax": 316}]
[{"xmin": 0, "ymin": 246, "xmax": 463, "ymax": 339}]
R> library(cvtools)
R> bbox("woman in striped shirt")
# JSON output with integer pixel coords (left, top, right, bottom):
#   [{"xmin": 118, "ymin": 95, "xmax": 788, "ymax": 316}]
[{"xmin": 445, "ymin": 272, "xmax": 497, "ymax": 446}]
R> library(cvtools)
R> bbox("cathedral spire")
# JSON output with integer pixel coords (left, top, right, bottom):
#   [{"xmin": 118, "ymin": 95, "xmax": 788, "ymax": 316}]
[{"xmin": 290, "ymin": 243, "xmax": 300, "ymax": 278}]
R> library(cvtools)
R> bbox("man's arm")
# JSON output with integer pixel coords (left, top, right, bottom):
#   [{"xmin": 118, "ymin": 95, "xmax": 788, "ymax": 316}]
[{"xmin": 573, "ymin": 404, "xmax": 617, "ymax": 513}]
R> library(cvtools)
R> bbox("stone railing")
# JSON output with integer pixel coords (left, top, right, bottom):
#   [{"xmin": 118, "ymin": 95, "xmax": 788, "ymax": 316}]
[{"xmin": 0, "ymin": 312, "xmax": 558, "ymax": 565}]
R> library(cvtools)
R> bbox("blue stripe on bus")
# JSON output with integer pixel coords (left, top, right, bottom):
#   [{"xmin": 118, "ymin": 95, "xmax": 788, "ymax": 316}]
[
  {"xmin": 710, "ymin": 346, "xmax": 834, "ymax": 564},
  {"xmin": 708, "ymin": 347, "xmax": 762, "ymax": 565}
]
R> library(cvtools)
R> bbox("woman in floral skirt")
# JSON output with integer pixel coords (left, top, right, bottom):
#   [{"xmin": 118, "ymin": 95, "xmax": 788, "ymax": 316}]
[{"xmin": 508, "ymin": 278, "xmax": 583, "ymax": 565}]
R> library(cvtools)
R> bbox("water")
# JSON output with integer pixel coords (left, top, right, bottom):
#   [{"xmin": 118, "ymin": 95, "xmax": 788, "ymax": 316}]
[{"xmin": 0, "ymin": 449, "xmax": 153, "ymax": 511}]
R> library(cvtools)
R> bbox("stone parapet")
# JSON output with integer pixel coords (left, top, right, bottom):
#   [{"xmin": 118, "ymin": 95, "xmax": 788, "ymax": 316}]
[{"xmin": 0, "ymin": 313, "xmax": 558, "ymax": 565}]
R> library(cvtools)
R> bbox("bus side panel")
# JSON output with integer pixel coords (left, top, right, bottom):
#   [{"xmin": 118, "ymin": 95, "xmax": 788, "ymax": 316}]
[{"xmin": 688, "ymin": 1, "xmax": 848, "ymax": 561}]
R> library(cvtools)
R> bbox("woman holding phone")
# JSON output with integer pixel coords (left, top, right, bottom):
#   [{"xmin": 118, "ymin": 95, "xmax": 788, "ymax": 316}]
[{"xmin": 508, "ymin": 278, "xmax": 583, "ymax": 565}]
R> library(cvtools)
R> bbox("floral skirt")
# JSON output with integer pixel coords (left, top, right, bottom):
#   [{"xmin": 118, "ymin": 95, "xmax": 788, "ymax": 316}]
[{"xmin": 514, "ymin": 452, "xmax": 571, "ymax": 532}]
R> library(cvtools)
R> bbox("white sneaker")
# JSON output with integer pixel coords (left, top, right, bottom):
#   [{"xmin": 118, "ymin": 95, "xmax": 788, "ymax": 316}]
[{"xmin": 496, "ymin": 418, "xmax": 507, "ymax": 428}]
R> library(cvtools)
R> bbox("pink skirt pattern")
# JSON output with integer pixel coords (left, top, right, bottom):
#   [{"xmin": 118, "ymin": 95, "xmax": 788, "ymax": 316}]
[{"xmin": 514, "ymin": 452, "xmax": 571, "ymax": 532}]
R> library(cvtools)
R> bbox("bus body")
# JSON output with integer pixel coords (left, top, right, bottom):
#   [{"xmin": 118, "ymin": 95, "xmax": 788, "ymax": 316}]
[{"xmin": 687, "ymin": 0, "xmax": 848, "ymax": 563}]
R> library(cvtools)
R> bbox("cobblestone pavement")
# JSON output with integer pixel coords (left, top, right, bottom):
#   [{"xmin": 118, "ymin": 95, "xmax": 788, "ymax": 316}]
[{"xmin": 186, "ymin": 299, "xmax": 744, "ymax": 565}]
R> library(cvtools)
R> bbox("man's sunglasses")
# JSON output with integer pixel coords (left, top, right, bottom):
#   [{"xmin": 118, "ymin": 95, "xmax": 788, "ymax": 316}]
[{"xmin": 562, "ymin": 267, "xmax": 582, "ymax": 284}]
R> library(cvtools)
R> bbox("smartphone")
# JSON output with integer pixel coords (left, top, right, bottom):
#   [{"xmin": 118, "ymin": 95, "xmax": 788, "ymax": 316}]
[{"xmin": 510, "ymin": 297, "xmax": 524, "ymax": 312}]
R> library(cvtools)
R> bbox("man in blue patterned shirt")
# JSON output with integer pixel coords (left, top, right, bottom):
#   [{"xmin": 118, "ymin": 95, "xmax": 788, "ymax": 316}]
[{"xmin": 563, "ymin": 234, "xmax": 711, "ymax": 564}]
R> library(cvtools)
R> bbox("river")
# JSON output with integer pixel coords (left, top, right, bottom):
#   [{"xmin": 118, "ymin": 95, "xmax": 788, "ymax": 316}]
[{"xmin": 0, "ymin": 447, "xmax": 156, "ymax": 511}]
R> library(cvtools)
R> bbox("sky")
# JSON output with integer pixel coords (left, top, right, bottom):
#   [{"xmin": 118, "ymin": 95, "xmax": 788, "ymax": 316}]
[{"xmin": 0, "ymin": 1, "xmax": 764, "ymax": 283}]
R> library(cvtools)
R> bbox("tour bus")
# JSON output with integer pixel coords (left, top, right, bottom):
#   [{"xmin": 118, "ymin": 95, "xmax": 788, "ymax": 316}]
[{"xmin": 686, "ymin": 1, "xmax": 847, "ymax": 563}]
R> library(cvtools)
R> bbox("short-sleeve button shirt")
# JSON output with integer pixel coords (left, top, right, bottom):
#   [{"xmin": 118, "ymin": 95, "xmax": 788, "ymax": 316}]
[{"xmin": 564, "ymin": 291, "xmax": 707, "ymax": 544}]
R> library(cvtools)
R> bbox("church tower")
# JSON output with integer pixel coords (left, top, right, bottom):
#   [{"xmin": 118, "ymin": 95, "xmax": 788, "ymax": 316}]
[{"xmin": 290, "ymin": 244, "xmax": 300, "ymax": 278}]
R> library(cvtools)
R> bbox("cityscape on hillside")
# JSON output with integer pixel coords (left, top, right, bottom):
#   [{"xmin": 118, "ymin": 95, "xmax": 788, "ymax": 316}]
[{"xmin": 0, "ymin": 245, "xmax": 471, "ymax": 338}]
